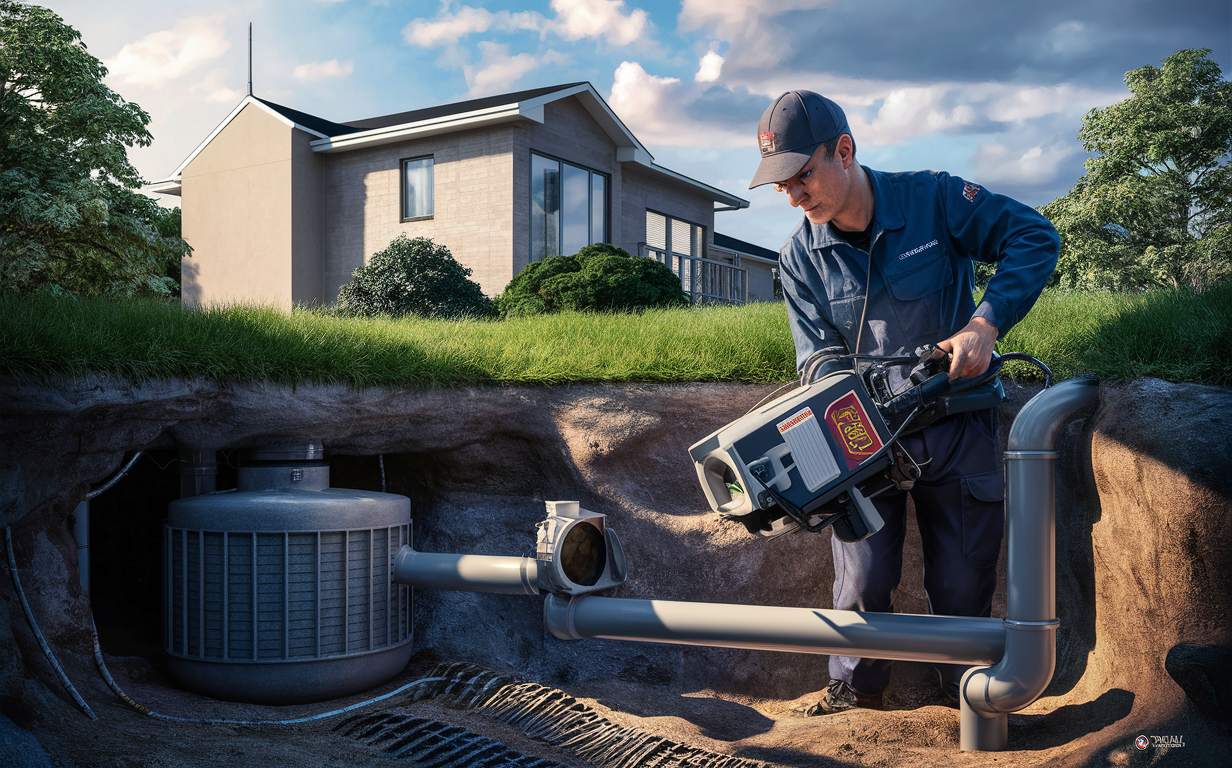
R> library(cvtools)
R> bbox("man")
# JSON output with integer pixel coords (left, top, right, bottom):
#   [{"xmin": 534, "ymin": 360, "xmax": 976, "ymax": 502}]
[{"xmin": 749, "ymin": 91, "xmax": 1058, "ymax": 713}]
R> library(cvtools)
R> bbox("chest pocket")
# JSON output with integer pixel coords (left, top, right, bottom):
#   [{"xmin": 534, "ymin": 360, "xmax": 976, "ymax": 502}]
[
  {"xmin": 887, "ymin": 252, "xmax": 954, "ymax": 301},
  {"xmin": 828, "ymin": 295, "xmax": 863, "ymax": 337}
]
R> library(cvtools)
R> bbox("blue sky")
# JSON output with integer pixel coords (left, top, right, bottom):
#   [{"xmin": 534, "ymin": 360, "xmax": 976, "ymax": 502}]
[{"xmin": 46, "ymin": 0, "xmax": 1232, "ymax": 249}]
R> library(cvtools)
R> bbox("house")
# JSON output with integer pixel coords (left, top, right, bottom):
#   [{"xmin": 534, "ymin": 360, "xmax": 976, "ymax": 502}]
[{"xmin": 151, "ymin": 83, "xmax": 781, "ymax": 310}]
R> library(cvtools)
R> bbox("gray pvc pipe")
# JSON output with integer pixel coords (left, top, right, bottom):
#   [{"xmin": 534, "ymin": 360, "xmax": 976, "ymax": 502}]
[
  {"xmin": 961, "ymin": 378, "xmax": 1099, "ymax": 750},
  {"xmin": 393, "ymin": 546, "xmax": 540, "ymax": 595},
  {"xmin": 545, "ymin": 594, "xmax": 1006, "ymax": 664}
]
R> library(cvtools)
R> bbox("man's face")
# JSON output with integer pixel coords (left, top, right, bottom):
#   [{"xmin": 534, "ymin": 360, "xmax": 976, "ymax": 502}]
[{"xmin": 773, "ymin": 139, "xmax": 853, "ymax": 226}]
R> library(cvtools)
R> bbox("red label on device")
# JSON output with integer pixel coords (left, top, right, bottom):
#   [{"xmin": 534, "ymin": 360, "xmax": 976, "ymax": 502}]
[{"xmin": 824, "ymin": 392, "xmax": 882, "ymax": 469}]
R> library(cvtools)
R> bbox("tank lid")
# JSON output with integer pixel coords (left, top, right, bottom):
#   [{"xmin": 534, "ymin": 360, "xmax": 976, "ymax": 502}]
[{"xmin": 241, "ymin": 441, "xmax": 325, "ymax": 463}]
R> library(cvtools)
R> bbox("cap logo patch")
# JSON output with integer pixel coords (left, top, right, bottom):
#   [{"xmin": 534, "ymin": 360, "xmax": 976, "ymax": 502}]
[
  {"xmin": 963, "ymin": 181, "xmax": 981, "ymax": 202},
  {"xmin": 759, "ymin": 132, "xmax": 777, "ymax": 155}
]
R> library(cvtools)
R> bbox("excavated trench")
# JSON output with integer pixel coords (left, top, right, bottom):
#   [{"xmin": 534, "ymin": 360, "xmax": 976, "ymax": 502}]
[{"xmin": 1, "ymin": 376, "xmax": 1229, "ymax": 767}]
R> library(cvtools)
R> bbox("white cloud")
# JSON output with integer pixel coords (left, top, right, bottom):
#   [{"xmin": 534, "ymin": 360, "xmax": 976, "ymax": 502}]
[
  {"xmin": 104, "ymin": 16, "xmax": 231, "ymax": 89},
  {"xmin": 463, "ymin": 42, "xmax": 557, "ymax": 98},
  {"xmin": 404, "ymin": 0, "xmax": 648, "ymax": 47},
  {"xmin": 695, "ymin": 51, "xmax": 723, "ymax": 83},
  {"xmin": 293, "ymin": 59, "xmax": 355, "ymax": 81},
  {"xmin": 727, "ymin": 69, "xmax": 1124, "ymax": 146},
  {"xmin": 972, "ymin": 141, "xmax": 1078, "ymax": 185},
  {"xmin": 1048, "ymin": 20, "xmax": 1090, "ymax": 54},
  {"xmin": 678, "ymin": 0, "xmax": 835, "ymax": 67},
  {"xmin": 550, "ymin": 0, "xmax": 648, "ymax": 45},
  {"xmin": 608, "ymin": 61, "xmax": 746, "ymax": 148},
  {"xmin": 190, "ymin": 68, "xmax": 244, "ymax": 104},
  {"xmin": 404, "ymin": 7, "xmax": 546, "ymax": 47}
]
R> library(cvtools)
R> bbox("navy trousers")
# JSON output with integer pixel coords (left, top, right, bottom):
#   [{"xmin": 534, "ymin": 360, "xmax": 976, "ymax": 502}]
[{"xmin": 828, "ymin": 407, "xmax": 1004, "ymax": 697}]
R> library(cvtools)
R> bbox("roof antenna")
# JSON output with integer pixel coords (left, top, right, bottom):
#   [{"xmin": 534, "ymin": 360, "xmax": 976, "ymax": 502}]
[{"xmin": 247, "ymin": 22, "xmax": 253, "ymax": 96}]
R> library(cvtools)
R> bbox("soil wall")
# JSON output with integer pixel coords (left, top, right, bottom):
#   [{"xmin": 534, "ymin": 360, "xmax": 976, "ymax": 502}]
[{"xmin": 0, "ymin": 376, "xmax": 1228, "ymax": 766}]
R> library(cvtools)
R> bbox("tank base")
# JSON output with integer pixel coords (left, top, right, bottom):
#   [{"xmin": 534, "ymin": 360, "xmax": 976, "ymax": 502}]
[{"xmin": 168, "ymin": 641, "xmax": 414, "ymax": 705}]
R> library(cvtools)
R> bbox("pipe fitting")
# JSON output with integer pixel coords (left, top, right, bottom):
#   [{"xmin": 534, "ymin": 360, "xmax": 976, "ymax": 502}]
[{"xmin": 961, "ymin": 377, "xmax": 1098, "ymax": 727}]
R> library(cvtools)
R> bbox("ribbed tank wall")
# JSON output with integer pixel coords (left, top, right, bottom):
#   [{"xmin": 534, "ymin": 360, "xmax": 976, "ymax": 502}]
[
  {"xmin": 165, "ymin": 525, "xmax": 411, "ymax": 664},
  {"xmin": 163, "ymin": 455, "xmax": 414, "ymax": 705}
]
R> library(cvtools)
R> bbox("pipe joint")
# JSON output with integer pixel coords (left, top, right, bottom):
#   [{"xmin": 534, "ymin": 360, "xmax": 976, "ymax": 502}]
[{"xmin": 544, "ymin": 594, "xmax": 582, "ymax": 640}]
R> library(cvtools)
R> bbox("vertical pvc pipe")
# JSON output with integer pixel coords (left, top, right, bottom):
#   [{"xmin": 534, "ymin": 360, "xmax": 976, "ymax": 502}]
[{"xmin": 961, "ymin": 378, "xmax": 1098, "ymax": 751}]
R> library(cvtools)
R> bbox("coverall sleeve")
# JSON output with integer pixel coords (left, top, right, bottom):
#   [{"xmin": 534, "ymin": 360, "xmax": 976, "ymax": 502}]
[
  {"xmin": 779, "ymin": 243, "xmax": 848, "ymax": 375},
  {"xmin": 938, "ymin": 172, "xmax": 1059, "ymax": 338}
]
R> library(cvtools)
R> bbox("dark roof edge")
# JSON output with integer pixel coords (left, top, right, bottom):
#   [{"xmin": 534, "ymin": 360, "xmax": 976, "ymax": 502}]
[
  {"xmin": 713, "ymin": 232, "xmax": 779, "ymax": 261},
  {"xmin": 341, "ymin": 82, "xmax": 590, "ymax": 132},
  {"xmin": 253, "ymin": 97, "xmax": 361, "ymax": 137}
]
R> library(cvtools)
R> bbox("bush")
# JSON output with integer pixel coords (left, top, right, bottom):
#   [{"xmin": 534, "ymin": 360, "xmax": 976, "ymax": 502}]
[
  {"xmin": 336, "ymin": 235, "xmax": 493, "ymax": 319},
  {"xmin": 495, "ymin": 243, "xmax": 689, "ymax": 317}
]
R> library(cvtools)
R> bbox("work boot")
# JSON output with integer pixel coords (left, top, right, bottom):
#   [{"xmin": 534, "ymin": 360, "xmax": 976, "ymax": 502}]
[{"xmin": 805, "ymin": 680, "xmax": 884, "ymax": 715}]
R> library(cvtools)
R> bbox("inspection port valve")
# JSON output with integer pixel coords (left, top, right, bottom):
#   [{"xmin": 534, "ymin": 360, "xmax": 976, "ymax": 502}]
[{"xmin": 535, "ymin": 501, "xmax": 627, "ymax": 596}]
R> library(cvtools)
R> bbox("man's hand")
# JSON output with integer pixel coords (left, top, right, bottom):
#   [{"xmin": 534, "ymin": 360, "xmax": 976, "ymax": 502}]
[{"xmin": 937, "ymin": 317, "xmax": 999, "ymax": 380}]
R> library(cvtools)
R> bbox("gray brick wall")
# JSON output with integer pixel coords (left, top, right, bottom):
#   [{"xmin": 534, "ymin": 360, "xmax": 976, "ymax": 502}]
[
  {"xmin": 322, "ymin": 126, "xmax": 517, "ymax": 303},
  {"xmin": 619, "ymin": 168, "xmax": 716, "ymax": 258},
  {"xmin": 318, "ymin": 94, "xmax": 729, "ymax": 304}
]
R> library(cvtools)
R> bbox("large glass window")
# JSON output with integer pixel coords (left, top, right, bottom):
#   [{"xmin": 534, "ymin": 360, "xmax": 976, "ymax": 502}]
[
  {"xmin": 401, "ymin": 156, "xmax": 434, "ymax": 220},
  {"xmin": 530, "ymin": 152, "xmax": 608, "ymax": 261}
]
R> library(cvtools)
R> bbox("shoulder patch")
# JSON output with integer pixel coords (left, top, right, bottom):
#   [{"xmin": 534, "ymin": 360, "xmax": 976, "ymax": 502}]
[{"xmin": 963, "ymin": 181, "xmax": 981, "ymax": 202}]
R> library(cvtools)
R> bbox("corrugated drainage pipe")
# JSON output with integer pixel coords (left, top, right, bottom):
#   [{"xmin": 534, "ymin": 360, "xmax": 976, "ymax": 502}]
[{"xmin": 960, "ymin": 377, "xmax": 1099, "ymax": 751}]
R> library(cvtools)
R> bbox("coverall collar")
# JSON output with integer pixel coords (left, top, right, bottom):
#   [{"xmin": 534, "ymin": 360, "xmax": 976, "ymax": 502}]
[{"xmin": 806, "ymin": 165, "xmax": 906, "ymax": 250}]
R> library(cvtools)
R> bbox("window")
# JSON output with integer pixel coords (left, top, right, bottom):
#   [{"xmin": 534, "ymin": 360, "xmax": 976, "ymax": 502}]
[
  {"xmin": 646, "ymin": 210, "xmax": 707, "ymax": 294},
  {"xmin": 645, "ymin": 210, "xmax": 703, "ymax": 260},
  {"xmin": 401, "ymin": 156, "xmax": 434, "ymax": 221},
  {"xmin": 530, "ymin": 152, "xmax": 608, "ymax": 261}
]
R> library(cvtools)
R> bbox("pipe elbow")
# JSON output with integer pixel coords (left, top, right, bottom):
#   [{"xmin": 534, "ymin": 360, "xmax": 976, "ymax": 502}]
[
  {"xmin": 1006, "ymin": 378, "xmax": 1098, "ymax": 451},
  {"xmin": 963, "ymin": 622, "xmax": 1057, "ymax": 714}
]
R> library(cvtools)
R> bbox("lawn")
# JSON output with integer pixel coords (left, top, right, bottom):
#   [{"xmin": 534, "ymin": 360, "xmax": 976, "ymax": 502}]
[{"xmin": 1, "ymin": 283, "xmax": 1228, "ymax": 388}]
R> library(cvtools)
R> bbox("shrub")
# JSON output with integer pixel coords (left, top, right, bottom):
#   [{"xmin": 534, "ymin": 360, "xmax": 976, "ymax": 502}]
[
  {"xmin": 496, "ymin": 243, "xmax": 689, "ymax": 317},
  {"xmin": 336, "ymin": 235, "xmax": 493, "ymax": 319}
]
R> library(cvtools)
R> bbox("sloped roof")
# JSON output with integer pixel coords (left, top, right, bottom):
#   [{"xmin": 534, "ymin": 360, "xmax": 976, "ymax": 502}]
[
  {"xmin": 342, "ymin": 83, "xmax": 587, "ymax": 132},
  {"xmin": 151, "ymin": 84, "xmax": 748, "ymax": 209},
  {"xmin": 255, "ymin": 97, "xmax": 359, "ymax": 137}
]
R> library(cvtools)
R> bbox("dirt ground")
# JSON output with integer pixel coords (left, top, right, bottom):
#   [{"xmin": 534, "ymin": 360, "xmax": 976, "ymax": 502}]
[{"xmin": 3, "ymin": 378, "xmax": 1230, "ymax": 767}]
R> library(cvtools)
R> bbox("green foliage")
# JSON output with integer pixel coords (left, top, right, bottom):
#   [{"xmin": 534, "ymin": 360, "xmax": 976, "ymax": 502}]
[
  {"xmin": 3, "ymin": 287, "xmax": 1228, "ymax": 388},
  {"xmin": 336, "ymin": 234, "xmax": 493, "ymax": 319},
  {"xmin": 1041, "ymin": 49, "xmax": 1232, "ymax": 290},
  {"xmin": 0, "ymin": 1, "xmax": 191, "ymax": 298},
  {"xmin": 495, "ymin": 243, "xmax": 689, "ymax": 317}
]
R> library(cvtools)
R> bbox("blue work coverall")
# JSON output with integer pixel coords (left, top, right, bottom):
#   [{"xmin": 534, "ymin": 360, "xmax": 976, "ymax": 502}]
[{"xmin": 778, "ymin": 167, "xmax": 1058, "ymax": 697}]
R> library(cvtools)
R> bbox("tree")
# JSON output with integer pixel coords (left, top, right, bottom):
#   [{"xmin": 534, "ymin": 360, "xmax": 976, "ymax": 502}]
[
  {"xmin": 0, "ymin": 1, "xmax": 190, "ymax": 297},
  {"xmin": 495, "ymin": 243, "xmax": 689, "ymax": 317},
  {"xmin": 336, "ymin": 235, "xmax": 494, "ymax": 319},
  {"xmin": 1041, "ymin": 48, "xmax": 1232, "ymax": 290}
]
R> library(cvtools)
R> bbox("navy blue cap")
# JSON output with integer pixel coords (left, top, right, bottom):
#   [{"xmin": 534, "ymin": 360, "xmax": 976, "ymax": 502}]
[{"xmin": 749, "ymin": 90, "xmax": 851, "ymax": 189}]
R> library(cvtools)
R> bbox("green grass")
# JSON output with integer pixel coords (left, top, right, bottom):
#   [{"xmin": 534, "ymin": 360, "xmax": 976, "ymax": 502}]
[
  {"xmin": 996, "ymin": 283, "xmax": 1232, "ymax": 386},
  {"xmin": 1, "ymin": 284, "xmax": 1228, "ymax": 388}
]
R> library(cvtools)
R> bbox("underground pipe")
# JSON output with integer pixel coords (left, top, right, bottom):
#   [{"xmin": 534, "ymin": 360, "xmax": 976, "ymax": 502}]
[
  {"xmin": 960, "ymin": 377, "xmax": 1099, "ymax": 750},
  {"xmin": 394, "ymin": 548, "xmax": 540, "ymax": 595},
  {"xmin": 545, "ymin": 594, "xmax": 1006, "ymax": 664}
]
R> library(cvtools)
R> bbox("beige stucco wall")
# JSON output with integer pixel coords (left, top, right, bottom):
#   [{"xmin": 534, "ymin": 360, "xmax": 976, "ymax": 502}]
[
  {"xmin": 321, "ymin": 126, "xmax": 517, "ymax": 302},
  {"xmin": 181, "ymin": 104, "xmax": 297, "ymax": 310}
]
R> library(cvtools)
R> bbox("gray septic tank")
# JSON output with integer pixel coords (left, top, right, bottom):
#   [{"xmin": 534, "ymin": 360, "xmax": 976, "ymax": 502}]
[{"xmin": 164, "ymin": 444, "xmax": 413, "ymax": 704}]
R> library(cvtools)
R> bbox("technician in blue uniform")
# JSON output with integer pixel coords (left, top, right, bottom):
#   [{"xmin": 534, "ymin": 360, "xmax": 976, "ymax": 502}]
[{"xmin": 748, "ymin": 91, "xmax": 1058, "ymax": 714}]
